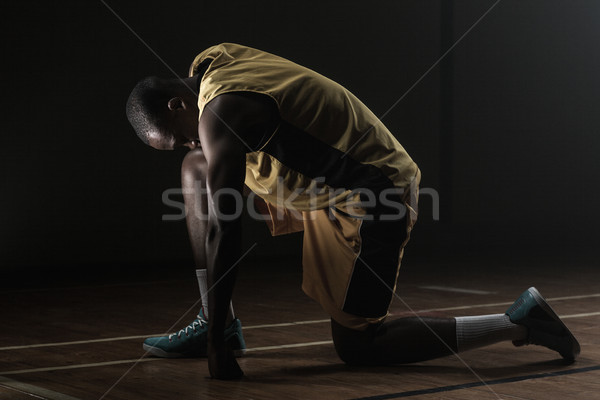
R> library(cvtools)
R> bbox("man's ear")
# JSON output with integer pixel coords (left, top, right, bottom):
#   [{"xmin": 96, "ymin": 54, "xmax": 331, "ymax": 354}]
[{"xmin": 167, "ymin": 97, "xmax": 184, "ymax": 111}]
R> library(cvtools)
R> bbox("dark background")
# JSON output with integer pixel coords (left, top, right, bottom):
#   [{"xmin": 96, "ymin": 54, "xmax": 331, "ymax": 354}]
[{"xmin": 1, "ymin": 1, "xmax": 598, "ymax": 277}]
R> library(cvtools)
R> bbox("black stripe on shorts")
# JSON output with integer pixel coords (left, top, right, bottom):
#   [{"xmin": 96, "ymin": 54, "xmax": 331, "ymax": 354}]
[{"xmin": 342, "ymin": 212, "xmax": 408, "ymax": 318}]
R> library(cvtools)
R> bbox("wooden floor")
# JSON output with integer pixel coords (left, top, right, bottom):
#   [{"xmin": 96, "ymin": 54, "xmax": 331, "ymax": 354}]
[{"xmin": 1, "ymin": 251, "xmax": 599, "ymax": 399}]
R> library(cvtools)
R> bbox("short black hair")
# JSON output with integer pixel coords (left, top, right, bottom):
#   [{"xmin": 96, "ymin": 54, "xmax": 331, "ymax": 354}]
[{"xmin": 126, "ymin": 76, "xmax": 172, "ymax": 145}]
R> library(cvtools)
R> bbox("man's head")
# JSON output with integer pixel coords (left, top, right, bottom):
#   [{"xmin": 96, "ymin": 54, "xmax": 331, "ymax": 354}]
[{"xmin": 126, "ymin": 76, "xmax": 201, "ymax": 150}]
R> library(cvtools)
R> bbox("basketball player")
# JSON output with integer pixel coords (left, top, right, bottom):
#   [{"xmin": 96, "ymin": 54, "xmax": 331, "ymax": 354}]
[{"xmin": 126, "ymin": 43, "xmax": 580, "ymax": 379}]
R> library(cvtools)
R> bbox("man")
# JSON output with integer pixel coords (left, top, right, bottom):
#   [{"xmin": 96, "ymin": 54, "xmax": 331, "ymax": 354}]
[{"xmin": 126, "ymin": 43, "xmax": 579, "ymax": 379}]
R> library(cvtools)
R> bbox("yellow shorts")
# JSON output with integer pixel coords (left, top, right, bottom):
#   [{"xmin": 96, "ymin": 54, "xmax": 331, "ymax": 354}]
[{"xmin": 262, "ymin": 170, "xmax": 420, "ymax": 331}]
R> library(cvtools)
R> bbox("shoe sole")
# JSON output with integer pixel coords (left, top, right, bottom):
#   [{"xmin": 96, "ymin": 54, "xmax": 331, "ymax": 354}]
[
  {"xmin": 143, "ymin": 343, "xmax": 186, "ymax": 358},
  {"xmin": 526, "ymin": 287, "xmax": 581, "ymax": 361}
]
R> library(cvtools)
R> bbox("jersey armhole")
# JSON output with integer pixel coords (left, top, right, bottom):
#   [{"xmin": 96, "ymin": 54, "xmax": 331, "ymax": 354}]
[{"xmin": 222, "ymin": 91, "xmax": 281, "ymax": 152}]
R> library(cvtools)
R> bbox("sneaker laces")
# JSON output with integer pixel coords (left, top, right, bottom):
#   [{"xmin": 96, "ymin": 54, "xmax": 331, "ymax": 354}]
[{"xmin": 168, "ymin": 315, "xmax": 208, "ymax": 341}]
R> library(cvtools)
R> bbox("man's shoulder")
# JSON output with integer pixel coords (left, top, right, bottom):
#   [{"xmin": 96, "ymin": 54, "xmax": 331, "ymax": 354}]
[
  {"xmin": 199, "ymin": 92, "xmax": 279, "ymax": 150},
  {"xmin": 201, "ymin": 92, "xmax": 277, "ymax": 125}
]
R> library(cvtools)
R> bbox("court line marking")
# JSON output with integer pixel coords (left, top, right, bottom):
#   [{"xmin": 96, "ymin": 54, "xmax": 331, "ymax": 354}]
[
  {"xmin": 0, "ymin": 381, "xmax": 45, "ymax": 399},
  {"xmin": 419, "ymin": 286, "xmax": 496, "ymax": 295},
  {"xmin": 0, "ymin": 320, "xmax": 333, "ymax": 352},
  {"xmin": 2, "ymin": 293, "xmax": 598, "ymax": 352},
  {"xmin": 350, "ymin": 364, "xmax": 600, "ymax": 400},
  {"xmin": 562, "ymin": 311, "xmax": 600, "ymax": 319},
  {"xmin": 243, "ymin": 319, "xmax": 330, "ymax": 330},
  {"xmin": 245, "ymin": 340, "xmax": 333, "ymax": 352},
  {"xmin": 0, "ymin": 320, "xmax": 334, "ymax": 351},
  {"xmin": 0, "ymin": 358, "xmax": 164, "ymax": 376},
  {"xmin": 417, "ymin": 292, "xmax": 600, "ymax": 313},
  {"xmin": 0, "ymin": 375, "xmax": 83, "ymax": 400},
  {"xmin": 1, "ymin": 307, "xmax": 597, "ymax": 376},
  {"xmin": 0, "ymin": 341, "xmax": 332, "ymax": 375}
]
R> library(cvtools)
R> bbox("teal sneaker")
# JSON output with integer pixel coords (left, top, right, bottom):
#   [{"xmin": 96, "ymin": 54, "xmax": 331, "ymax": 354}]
[
  {"xmin": 143, "ymin": 310, "xmax": 246, "ymax": 358},
  {"xmin": 505, "ymin": 287, "xmax": 580, "ymax": 362}
]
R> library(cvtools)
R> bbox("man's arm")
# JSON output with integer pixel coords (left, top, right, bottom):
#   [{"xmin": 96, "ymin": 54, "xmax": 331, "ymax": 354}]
[
  {"xmin": 199, "ymin": 93, "xmax": 277, "ymax": 379},
  {"xmin": 182, "ymin": 149, "xmax": 209, "ymax": 270}
]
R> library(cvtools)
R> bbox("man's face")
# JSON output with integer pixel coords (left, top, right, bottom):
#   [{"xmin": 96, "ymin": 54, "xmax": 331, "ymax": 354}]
[
  {"xmin": 147, "ymin": 129, "xmax": 176, "ymax": 150},
  {"xmin": 147, "ymin": 129, "xmax": 200, "ymax": 151},
  {"xmin": 146, "ymin": 105, "xmax": 200, "ymax": 150}
]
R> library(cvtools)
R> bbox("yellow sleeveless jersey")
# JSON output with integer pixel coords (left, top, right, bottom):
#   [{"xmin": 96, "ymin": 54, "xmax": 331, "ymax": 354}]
[{"xmin": 189, "ymin": 43, "xmax": 418, "ymax": 212}]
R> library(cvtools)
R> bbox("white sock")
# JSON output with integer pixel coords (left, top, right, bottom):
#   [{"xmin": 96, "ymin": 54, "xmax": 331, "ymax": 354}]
[
  {"xmin": 195, "ymin": 269, "xmax": 235, "ymax": 322},
  {"xmin": 455, "ymin": 314, "xmax": 527, "ymax": 352}
]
